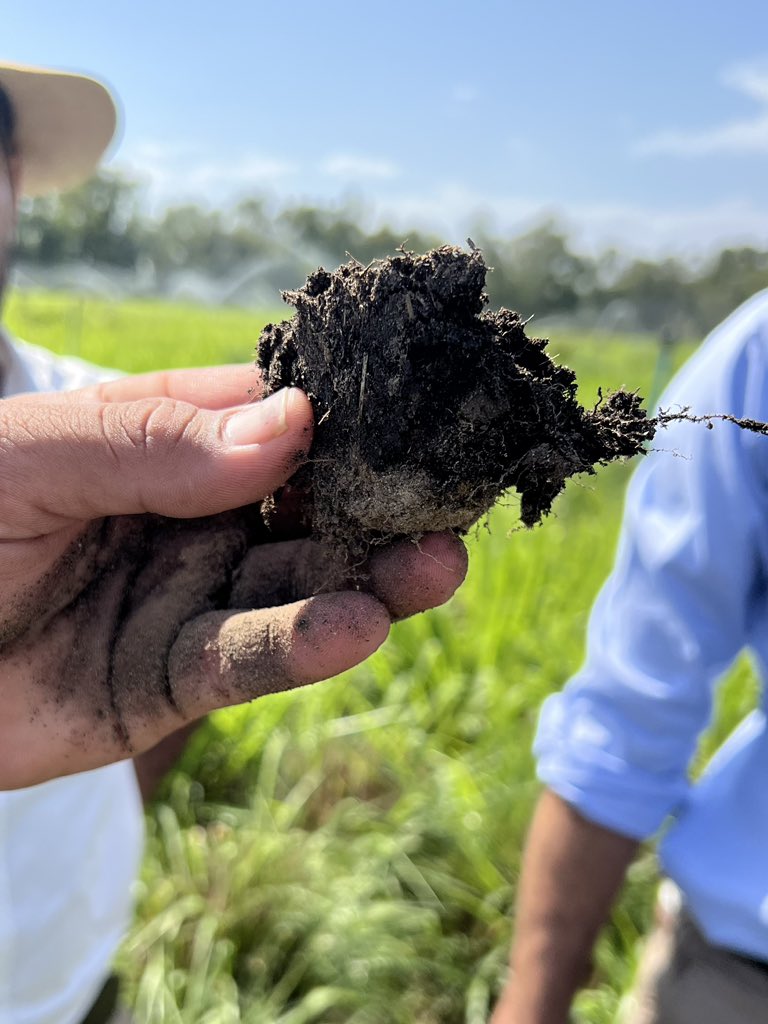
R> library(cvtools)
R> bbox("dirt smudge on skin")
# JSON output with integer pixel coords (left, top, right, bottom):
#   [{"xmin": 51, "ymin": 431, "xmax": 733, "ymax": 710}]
[
  {"xmin": 230, "ymin": 538, "xmax": 350, "ymax": 610},
  {"xmin": 3, "ymin": 511, "xmax": 256, "ymax": 751}
]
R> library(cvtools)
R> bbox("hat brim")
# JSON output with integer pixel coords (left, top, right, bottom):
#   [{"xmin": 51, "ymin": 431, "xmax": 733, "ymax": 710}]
[{"xmin": 0, "ymin": 62, "xmax": 117, "ymax": 197}]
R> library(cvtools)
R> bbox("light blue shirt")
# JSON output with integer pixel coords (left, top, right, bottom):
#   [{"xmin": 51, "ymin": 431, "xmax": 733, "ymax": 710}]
[{"xmin": 535, "ymin": 290, "xmax": 768, "ymax": 961}]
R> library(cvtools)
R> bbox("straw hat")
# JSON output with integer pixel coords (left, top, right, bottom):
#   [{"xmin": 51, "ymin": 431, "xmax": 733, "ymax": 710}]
[{"xmin": 0, "ymin": 61, "xmax": 117, "ymax": 196}]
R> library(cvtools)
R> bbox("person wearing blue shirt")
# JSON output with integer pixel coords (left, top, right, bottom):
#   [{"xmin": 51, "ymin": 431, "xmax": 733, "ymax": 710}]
[{"xmin": 491, "ymin": 292, "xmax": 768, "ymax": 1024}]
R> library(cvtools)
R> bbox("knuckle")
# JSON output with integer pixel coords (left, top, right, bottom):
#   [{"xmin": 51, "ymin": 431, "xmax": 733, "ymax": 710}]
[{"xmin": 101, "ymin": 399, "xmax": 202, "ymax": 461}]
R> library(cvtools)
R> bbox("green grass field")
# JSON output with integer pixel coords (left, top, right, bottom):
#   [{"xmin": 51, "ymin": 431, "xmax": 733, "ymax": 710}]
[{"xmin": 5, "ymin": 291, "xmax": 757, "ymax": 1023}]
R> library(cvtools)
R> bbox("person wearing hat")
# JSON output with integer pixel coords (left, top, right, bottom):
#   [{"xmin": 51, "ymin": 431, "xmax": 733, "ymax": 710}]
[{"xmin": 0, "ymin": 62, "xmax": 468, "ymax": 1024}]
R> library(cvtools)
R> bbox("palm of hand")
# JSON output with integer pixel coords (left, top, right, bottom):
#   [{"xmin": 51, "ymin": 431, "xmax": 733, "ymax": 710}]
[{"xmin": 2, "ymin": 507, "xmax": 381, "ymax": 787}]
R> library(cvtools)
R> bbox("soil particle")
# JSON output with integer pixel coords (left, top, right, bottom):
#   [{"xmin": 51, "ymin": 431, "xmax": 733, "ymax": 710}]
[{"xmin": 258, "ymin": 245, "xmax": 655, "ymax": 557}]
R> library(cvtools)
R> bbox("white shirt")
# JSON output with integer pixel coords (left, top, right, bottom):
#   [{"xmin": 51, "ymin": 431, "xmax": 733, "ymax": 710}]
[{"xmin": 0, "ymin": 334, "xmax": 144, "ymax": 1024}]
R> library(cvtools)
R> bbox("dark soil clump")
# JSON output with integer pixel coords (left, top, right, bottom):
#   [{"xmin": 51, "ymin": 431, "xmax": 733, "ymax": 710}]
[{"xmin": 258, "ymin": 246, "xmax": 655, "ymax": 555}]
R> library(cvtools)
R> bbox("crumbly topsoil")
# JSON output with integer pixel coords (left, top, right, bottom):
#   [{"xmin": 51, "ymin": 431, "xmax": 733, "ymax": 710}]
[{"xmin": 258, "ymin": 246, "xmax": 655, "ymax": 555}]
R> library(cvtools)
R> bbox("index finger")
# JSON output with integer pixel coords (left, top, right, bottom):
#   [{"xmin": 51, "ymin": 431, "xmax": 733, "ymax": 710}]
[
  {"xmin": 18, "ymin": 364, "xmax": 266, "ymax": 410},
  {"xmin": 99, "ymin": 364, "xmax": 266, "ymax": 407}
]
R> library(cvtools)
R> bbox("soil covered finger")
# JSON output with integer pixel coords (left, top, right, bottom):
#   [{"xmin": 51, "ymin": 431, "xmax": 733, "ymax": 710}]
[
  {"xmin": 231, "ymin": 531, "xmax": 467, "ymax": 620},
  {"xmin": 230, "ymin": 537, "xmax": 350, "ymax": 609},
  {"xmin": 108, "ymin": 518, "xmax": 249, "ymax": 735},
  {"xmin": 92, "ymin": 364, "xmax": 264, "ymax": 408},
  {"xmin": 14, "ymin": 364, "xmax": 264, "ymax": 410},
  {"xmin": 168, "ymin": 592, "xmax": 391, "ymax": 716},
  {"xmin": 3, "ymin": 515, "xmax": 252, "ymax": 768},
  {"xmin": 367, "ymin": 532, "xmax": 469, "ymax": 619}
]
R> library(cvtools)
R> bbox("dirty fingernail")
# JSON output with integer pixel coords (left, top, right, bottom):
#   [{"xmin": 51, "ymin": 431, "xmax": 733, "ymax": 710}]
[{"xmin": 224, "ymin": 389, "xmax": 292, "ymax": 446}]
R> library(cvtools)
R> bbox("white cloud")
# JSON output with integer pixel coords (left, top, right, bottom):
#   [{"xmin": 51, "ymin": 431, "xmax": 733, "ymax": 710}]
[
  {"xmin": 184, "ymin": 156, "xmax": 298, "ymax": 190},
  {"xmin": 321, "ymin": 154, "xmax": 400, "ymax": 180},
  {"xmin": 632, "ymin": 58, "xmax": 768, "ymax": 158},
  {"xmin": 558, "ymin": 196, "xmax": 768, "ymax": 257},
  {"xmin": 632, "ymin": 113, "xmax": 768, "ymax": 157},
  {"xmin": 724, "ymin": 61, "xmax": 768, "ymax": 104},
  {"xmin": 116, "ymin": 140, "xmax": 298, "ymax": 210},
  {"xmin": 366, "ymin": 183, "xmax": 768, "ymax": 259}
]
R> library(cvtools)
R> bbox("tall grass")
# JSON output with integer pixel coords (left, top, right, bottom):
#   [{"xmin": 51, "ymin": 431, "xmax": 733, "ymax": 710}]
[
  {"xmin": 6, "ymin": 292, "xmax": 751, "ymax": 1022},
  {"xmin": 6, "ymin": 288, "xmax": 285, "ymax": 370}
]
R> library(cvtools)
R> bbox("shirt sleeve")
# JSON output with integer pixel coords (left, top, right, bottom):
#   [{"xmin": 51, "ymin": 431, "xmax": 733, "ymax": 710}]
[
  {"xmin": 12, "ymin": 337, "xmax": 122, "ymax": 392},
  {"xmin": 535, "ymin": 297, "xmax": 768, "ymax": 840}
]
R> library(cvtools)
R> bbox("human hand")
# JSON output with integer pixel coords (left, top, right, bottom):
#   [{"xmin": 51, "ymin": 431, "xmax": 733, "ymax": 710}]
[{"xmin": 0, "ymin": 365, "xmax": 467, "ymax": 789}]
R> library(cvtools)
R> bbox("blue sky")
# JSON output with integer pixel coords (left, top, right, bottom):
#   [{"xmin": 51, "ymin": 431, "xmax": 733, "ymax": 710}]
[{"xmin": 5, "ymin": 0, "xmax": 768, "ymax": 256}]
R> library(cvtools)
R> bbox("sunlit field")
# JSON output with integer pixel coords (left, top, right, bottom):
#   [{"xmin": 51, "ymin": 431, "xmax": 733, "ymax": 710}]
[{"xmin": 6, "ymin": 292, "xmax": 755, "ymax": 1023}]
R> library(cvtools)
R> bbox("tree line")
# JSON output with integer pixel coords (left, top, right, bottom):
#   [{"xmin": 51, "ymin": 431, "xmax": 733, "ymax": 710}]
[{"xmin": 16, "ymin": 170, "xmax": 768, "ymax": 336}]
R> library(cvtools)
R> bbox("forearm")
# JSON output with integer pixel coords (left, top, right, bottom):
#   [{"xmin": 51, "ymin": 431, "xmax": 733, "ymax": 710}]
[{"xmin": 492, "ymin": 789, "xmax": 638, "ymax": 1024}]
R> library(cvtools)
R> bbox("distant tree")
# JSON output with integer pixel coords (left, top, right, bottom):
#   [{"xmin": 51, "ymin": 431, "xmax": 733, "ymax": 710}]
[
  {"xmin": 477, "ymin": 221, "xmax": 597, "ymax": 316},
  {"xmin": 14, "ymin": 173, "xmax": 768, "ymax": 333},
  {"xmin": 277, "ymin": 203, "xmax": 436, "ymax": 267},
  {"xmin": 147, "ymin": 205, "xmax": 227, "ymax": 274},
  {"xmin": 144, "ymin": 198, "xmax": 287, "ymax": 279},
  {"xmin": 605, "ymin": 257, "xmax": 695, "ymax": 333},
  {"xmin": 230, "ymin": 197, "xmax": 274, "ymax": 260},
  {"xmin": 691, "ymin": 247, "xmax": 768, "ymax": 332},
  {"xmin": 16, "ymin": 170, "xmax": 142, "ymax": 267}
]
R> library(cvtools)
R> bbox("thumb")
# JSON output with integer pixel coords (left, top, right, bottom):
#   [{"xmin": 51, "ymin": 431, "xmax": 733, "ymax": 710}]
[{"xmin": 0, "ymin": 387, "xmax": 312, "ymax": 537}]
